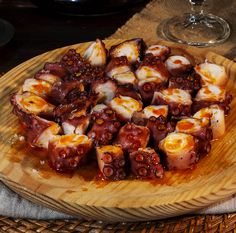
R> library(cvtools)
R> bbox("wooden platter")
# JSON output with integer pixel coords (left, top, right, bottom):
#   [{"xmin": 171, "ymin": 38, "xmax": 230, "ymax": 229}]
[{"xmin": 0, "ymin": 39, "xmax": 236, "ymax": 222}]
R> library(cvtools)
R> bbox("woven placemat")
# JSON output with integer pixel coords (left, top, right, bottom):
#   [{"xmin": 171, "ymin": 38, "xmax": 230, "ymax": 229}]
[
  {"xmin": 1, "ymin": 0, "xmax": 236, "ymax": 232},
  {"xmin": 1, "ymin": 214, "xmax": 236, "ymax": 232}
]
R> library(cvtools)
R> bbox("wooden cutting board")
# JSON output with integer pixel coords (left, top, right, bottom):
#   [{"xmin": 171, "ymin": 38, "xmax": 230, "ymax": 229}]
[{"xmin": 0, "ymin": 39, "xmax": 236, "ymax": 222}]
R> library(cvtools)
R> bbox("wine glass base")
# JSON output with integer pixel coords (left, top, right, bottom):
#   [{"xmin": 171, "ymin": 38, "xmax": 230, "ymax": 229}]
[{"xmin": 162, "ymin": 13, "xmax": 230, "ymax": 47}]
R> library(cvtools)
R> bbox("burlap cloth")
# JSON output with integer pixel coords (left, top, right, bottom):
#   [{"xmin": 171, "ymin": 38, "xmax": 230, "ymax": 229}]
[
  {"xmin": 110, "ymin": 0, "xmax": 236, "ymax": 60},
  {"xmin": 1, "ymin": 0, "xmax": 236, "ymax": 220}
]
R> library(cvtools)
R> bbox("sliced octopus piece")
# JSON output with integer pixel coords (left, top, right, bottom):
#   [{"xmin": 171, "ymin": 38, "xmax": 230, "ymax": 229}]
[
  {"xmin": 195, "ymin": 62, "xmax": 228, "ymax": 86},
  {"xmin": 11, "ymin": 91, "xmax": 55, "ymax": 119},
  {"xmin": 159, "ymin": 132, "xmax": 199, "ymax": 170},
  {"xmin": 96, "ymin": 145, "xmax": 126, "ymax": 180},
  {"xmin": 83, "ymin": 38, "xmax": 107, "ymax": 67},
  {"xmin": 48, "ymin": 134, "xmax": 92, "ymax": 172},
  {"xmin": 109, "ymin": 38, "xmax": 145, "ymax": 64}
]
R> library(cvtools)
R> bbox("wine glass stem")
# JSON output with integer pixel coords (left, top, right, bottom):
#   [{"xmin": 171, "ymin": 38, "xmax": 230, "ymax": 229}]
[{"xmin": 188, "ymin": 0, "xmax": 205, "ymax": 23}]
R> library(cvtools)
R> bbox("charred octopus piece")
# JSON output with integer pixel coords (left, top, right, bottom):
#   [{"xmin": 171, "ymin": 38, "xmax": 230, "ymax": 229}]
[
  {"xmin": 43, "ymin": 62, "xmax": 69, "ymax": 80},
  {"xmin": 22, "ymin": 78, "xmax": 52, "ymax": 98},
  {"xmin": 135, "ymin": 54, "xmax": 169, "ymax": 82},
  {"xmin": 138, "ymin": 77, "xmax": 166, "ymax": 103},
  {"xmin": 83, "ymin": 39, "xmax": 107, "ymax": 67},
  {"xmin": 159, "ymin": 132, "xmax": 199, "ymax": 170},
  {"xmin": 11, "ymin": 92, "xmax": 55, "ymax": 120},
  {"xmin": 115, "ymin": 84, "xmax": 142, "ymax": 101},
  {"xmin": 165, "ymin": 55, "xmax": 192, "ymax": 76},
  {"xmin": 35, "ymin": 70, "xmax": 61, "ymax": 85},
  {"xmin": 53, "ymin": 94, "xmax": 96, "ymax": 123},
  {"xmin": 96, "ymin": 145, "xmax": 126, "ymax": 180},
  {"xmin": 115, "ymin": 123, "xmax": 150, "ymax": 153},
  {"xmin": 109, "ymin": 95, "xmax": 142, "ymax": 121},
  {"xmin": 175, "ymin": 118, "xmax": 213, "ymax": 156},
  {"xmin": 48, "ymin": 134, "xmax": 92, "ymax": 172},
  {"xmin": 106, "ymin": 56, "xmax": 131, "ymax": 78},
  {"xmin": 195, "ymin": 62, "xmax": 228, "ymax": 86},
  {"xmin": 20, "ymin": 114, "xmax": 61, "ymax": 149},
  {"xmin": 61, "ymin": 49, "xmax": 105, "ymax": 84},
  {"xmin": 168, "ymin": 72, "xmax": 201, "ymax": 94},
  {"xmin": 193, "ymin": 84, "xmax": 232, "ymax": 114},
  {"xmin": 62, "ymin": 115, "xmax": 90, "ymax": 135},
  {"xmin": 129, "ymin": 148, "xmax": 164, "ymax": 179},
  {"xmin": 112, "ymin": 71, "xmax": 137, "ymax": 85},
  {"xmin": 87, "ymin": 108, "xmax": 121, "ymax": 146},
  {"xmin": 193, "ymin": 105, "xmax": 225, "ymax": 139},
  {"xmin": 109, "ymin": 38, "xmax": 145, "ymax": 64},
  {"xmin": 91, "ymin": 79, "xmax": 117, "ymax": 104},
  {"xmin": 143, "ymin": 105, "xmax": 168, "ymax": 119},
  {"xmin": 60, "ymin": 49, "xmax": 87, "ymax": 74},
  {"xmin": 152, "ymin": 88, "xmax": 192, "ymax": 116},
  {"xmin": 147, "ymin": 115, "xmax": 174, "ymax": 150},
  {"xmin": 176, "ymin": 118, "xmax": 212, "ymax": 141},
  {"xmin": 132, "ymin": 105, "xmax": 169, "ymax": 126},
  {"xmin": 145, "ymin": 44, "xmax": 171, "ymax": 60},
  {"xmin": 47, "ymin": 80, "xmax": 85, "ymax": 105}
]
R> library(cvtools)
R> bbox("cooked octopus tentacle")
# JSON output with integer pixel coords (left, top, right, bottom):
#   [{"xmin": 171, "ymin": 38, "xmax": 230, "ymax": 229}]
[
  {"xmin": 147, "ymin": 115, "xmax": 174, "ymax": 150},
  {"xmin": 21, "ymin": 114, "xmax": 61, "ymax": 149},
  {"xmin": 165, "ymin": 55, "xmax": 192, "ymax": 76},
  {"xmin": 112, "ymin": 71, "xmax": 137, "ymax": 85},
  {"xmin": 35, "ymin": 69, "xmax": 61, "ymax": 84},
  {"xmin": 115, "ymin": 123, "xmax": 150, "ymax": 153},
  {"xmin": 129, "ymin": 148, "xmax": 164, "ymax": 179},
  {"xmin": 62, "ymin": 115, "xmax": 90, "ymax": 135},
  {"xmin": 175, "ymin": 117, "xmax": 213, "ymax": 156},
  {"xmin": 109, "ymin": 95, "xmax": 142, "ymax": 121},
  {"xmin": 145, "ymin": 44, "xmax": 170, "ymax": 60},
  {"xmin": 138, "ymin": 77, "xmax": 166, "ymax": 103},
  {"xmin": 22, "ymin": 78, "xmax": 52, "ymax": 98},
  {"xmin": 106, "ymin": 56, "xmax": 131, "ymax": 78},
  {"xmin": 135, "ymin": 54, "xmax": 169, "ymax": 82},
  {"xmin": 53, "ymin": 94, "xmax": 97, "ymax": 123},
  {"xmin": 168, "ymin": 72, "xmax": 201, "ymax": 94},
  {"xmin": 115, "ymin": 84, "xmax": 142, "ymax": 101},
  {"xmin": 152, "ymin": 88, "xmax": 192, "ymax": 116},
  {"xmin": 96, "ymin": 145, "xmax": 126, "ymax": 180},
  {"xmin": 11, "ymin": 91, "xmax": 55, "ymax": 120},
  {"xmin": 109, "ymin": 38, "xmax": 145, "ymax": 64},
  {"xmin": 48, "ymin": 134, "xmax": 92, "ymax": 172},
  {"xmin": 88, "ymin": 108, "xmax": 121, "ymax": 146},
  {"xmin": 44, "ymin": 62, "xmax": 69, "ymax": 80},
  {"xmin": 193, "ymin": 84, "xmax": 232, "ymax": 114},
  {"xmin": 195, "ymin": 62, "xmax": 228, "ymax": 86},
  {"xmin": 91, "ymin": 79, "xmax": 117, "ymax": 104},
  {"xmin": 159, "ymin": 132, "xmax": 199, "ymax": 170},
  {"xmin": 193, "ymin": 105, "xmax": 226, "ymax": 139},
  {"xmin": 83, "ymin": 39, "xmax": 107, "ymax": 67}
]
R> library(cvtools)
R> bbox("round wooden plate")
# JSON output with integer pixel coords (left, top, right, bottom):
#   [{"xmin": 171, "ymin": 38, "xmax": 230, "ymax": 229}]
[{"xmin": 0, "ymin": 39, "xmax": 236, "ymax": 222}]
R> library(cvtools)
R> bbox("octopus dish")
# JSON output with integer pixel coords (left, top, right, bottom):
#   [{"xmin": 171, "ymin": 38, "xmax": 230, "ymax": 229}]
[{"xmin": 10, "ymin": 38, "xmax": 233, "ymax": 180}]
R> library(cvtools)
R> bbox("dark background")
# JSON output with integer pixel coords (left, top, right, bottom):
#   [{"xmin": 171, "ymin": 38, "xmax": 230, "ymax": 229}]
[{"xmin": 0, "ymin": 0, "xmax": 149, "ymax": 72}]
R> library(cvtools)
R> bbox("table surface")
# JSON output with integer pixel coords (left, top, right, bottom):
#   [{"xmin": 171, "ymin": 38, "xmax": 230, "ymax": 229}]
[{"xmin": 0, "ymin": 0, "xmax": 149, "ymax": 73}]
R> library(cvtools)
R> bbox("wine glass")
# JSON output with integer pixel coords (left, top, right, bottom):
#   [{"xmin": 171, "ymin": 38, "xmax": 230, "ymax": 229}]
[{"xmin": 162, "ymin": 0, "xmax": 230, "ymax": 47}]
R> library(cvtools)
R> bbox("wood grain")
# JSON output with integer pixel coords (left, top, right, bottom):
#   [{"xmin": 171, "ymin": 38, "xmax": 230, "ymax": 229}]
[{"xmin": 0, "ymin": 39, "xmax": 236, "ymax": 222}]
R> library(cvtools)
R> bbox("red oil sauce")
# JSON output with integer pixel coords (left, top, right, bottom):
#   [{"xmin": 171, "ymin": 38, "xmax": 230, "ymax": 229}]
[
  {"xmin": 8, "ymin": 128, "xmax": 215, "ymax": 188},
  {"xmin": 174, "ymin": 59, "xmax": 182, "ymax": 65}
]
